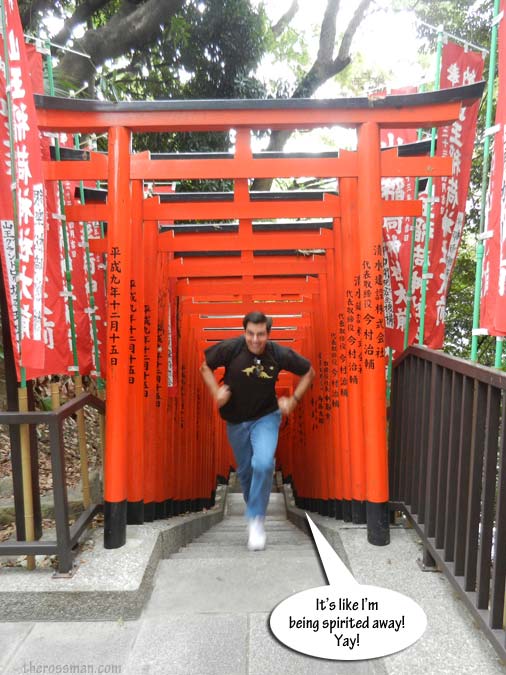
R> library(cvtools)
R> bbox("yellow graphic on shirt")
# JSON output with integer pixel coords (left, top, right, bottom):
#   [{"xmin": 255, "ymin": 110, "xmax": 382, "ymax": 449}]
[{"xmin": 242, "ymin": 364, "xmax": 273, "ymax": 378}]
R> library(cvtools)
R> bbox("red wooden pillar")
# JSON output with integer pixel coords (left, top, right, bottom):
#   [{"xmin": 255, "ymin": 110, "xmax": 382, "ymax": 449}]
[
  {"xmin": 340, "ymin": 177, "xmax": 367, "ymax": 524},
  {"xmin": 324, "ymin": 248, "xmax": 345, "ymax": 518},
  {"xmin": 155, "ymin": 254, "xmax": 170, "ymax": 517},
  {"xmin": 143, "ymin": 220, "xmax": 159, "ymax": 521},
  {"xmin": 357, "ymin": 121, "xmax": 390, "ymax": 546},
  {"xmin": 126, "ymin": 179, "xmax": 145, "ymax": 523},
  {"xmin": 331, "ymin": 220, "xmax": 352, "ymax": 521},
  {"xmin": 104, "ymin": 126, "xmax": 132, "ymax": 548}
]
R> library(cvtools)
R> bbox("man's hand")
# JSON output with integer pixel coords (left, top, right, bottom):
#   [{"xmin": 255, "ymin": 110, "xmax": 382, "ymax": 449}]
[
  {"xmin": 277, "ymin": 395, "xmax": 298, "ymax": 416},
  {"xmin": 215, "ymin": 384, "xmax": 232, "ymax": 408}
]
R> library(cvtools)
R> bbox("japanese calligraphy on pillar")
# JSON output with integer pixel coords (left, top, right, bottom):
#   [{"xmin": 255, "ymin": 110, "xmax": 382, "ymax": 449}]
[
  {"xmin": 108, "ymin": 246, "xmax": 122, "ymax": 368},
  {"xmin": 329, "ymin": 329, "xmax": 339, "ymax": 407},
  {"xmin": 167, "ymin": 279, "xmax": 178, "ymax": 394},
  {"xmin": 345, "ymin": 280, "xmax": 360, "ymax": 392},
  {"xmin": 129, "ymin": 279, "xmax": 138, "ymax": 384},
  {"xmin": 361, "ymin": 251, "xmax": 386, "ymax": 370},
  {"xmin": 481, "ymin": 1, "xmax": 506, "ymax": 336},
  {"xmin": 144, "ymin": 303, "xmax": 152, "ymax": 399},
  {"xmin": 0, "ymin": 0, "xmax": 47, "ymax": 377}
]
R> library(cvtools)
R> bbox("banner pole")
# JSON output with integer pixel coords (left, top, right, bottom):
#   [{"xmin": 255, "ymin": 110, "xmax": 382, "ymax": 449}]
[
  {"xmin": 0, "ymin": 0, "xmax": 34, "ymax": 569},
  {"xmin": 403, "ymin": 124, "xmax": 424, "ymax": 351},
  {"xmin": 74, "ymin": 133, "xmax": 104, "ymax": 390},
  {"xmin": 495, "ymin": 336, "xmax": 504, "ymax": 368},
  {"xmin": 470, "ymin": 0, "xmax": 501, "ymax": 362},
  {"xmin": 419, "ymin": 26, "xmax": 444, "ymax": 345}
]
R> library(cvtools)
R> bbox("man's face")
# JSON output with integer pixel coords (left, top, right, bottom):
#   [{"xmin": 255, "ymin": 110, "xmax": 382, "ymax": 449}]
[{"xmin": 244, "ymin": 321, "xmax": 269, "ymax": 355}]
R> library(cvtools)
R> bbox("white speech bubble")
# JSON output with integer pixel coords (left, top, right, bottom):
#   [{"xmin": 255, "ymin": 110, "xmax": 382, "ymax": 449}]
[{"xmin": 269, "ymin": 514, "xmax": 427, "ymax": 660}]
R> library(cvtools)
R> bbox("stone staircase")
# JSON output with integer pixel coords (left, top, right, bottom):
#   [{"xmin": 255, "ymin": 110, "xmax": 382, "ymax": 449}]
[{"xmin": 126, "ymin": 490, "xmax": 375, "ymax": 674}]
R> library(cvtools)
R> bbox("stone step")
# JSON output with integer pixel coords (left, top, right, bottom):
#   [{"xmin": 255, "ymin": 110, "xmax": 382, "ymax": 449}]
[
  {"xmin": 146, "ymin": 557, "xmax": 326, "ymax": 617},
  {"xmin": 171, "ymin": 547, "xmax": 317, "ymax": 559},
  {"xmin": 194, "ymin": 530, "xmax": 309, "ymax": 544},
  {"xmin": 206, "ymin": 521, "xmax": 299, "ymax": 531},
  {"xmin": 225, "ymin": 493, "xmax": 286, "ymax": 516}
]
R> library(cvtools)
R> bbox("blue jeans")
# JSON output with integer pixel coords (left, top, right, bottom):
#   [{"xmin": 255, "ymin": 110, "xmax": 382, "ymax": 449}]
[{"xmin": 226, "ymin": 409, "xmax": 282, "ymax": 519}]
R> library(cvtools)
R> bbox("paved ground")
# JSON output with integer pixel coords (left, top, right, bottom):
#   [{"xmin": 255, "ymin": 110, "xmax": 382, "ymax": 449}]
[{"xmin": 0, "ymin": 489, "xmax": 505, "ymax": 675}]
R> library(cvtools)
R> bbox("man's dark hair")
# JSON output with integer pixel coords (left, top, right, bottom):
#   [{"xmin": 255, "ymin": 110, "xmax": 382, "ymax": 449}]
[{"xmin": 243, "ymin": 311, "xmax": 272, "ymax": 333}]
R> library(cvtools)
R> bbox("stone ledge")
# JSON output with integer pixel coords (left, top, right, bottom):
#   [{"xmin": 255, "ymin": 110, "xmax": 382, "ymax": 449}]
[
  {"xmin": 282, "ymin": 483, "xmax": 353, "ymax": 572},
  {"xmin": 0, "ymin": 484, "xmax": 226, "ymax": 622}
]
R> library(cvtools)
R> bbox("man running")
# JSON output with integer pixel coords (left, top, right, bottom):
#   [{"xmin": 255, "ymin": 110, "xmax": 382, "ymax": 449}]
[{"xmin": 200, "ymin": 311, "xmax": 315, "ymax": 551}]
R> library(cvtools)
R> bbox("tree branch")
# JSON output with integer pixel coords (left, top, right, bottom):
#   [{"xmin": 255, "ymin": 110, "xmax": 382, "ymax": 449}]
[
  {"xmin": 252, "ymin": 0, "xmax": 373, "ymax": 191},
  {"xmin": 53, "ymin": 0, "xmax": 112, "ymax": 47},
  {"xmin": 271, "ymin": 0, "xmax": 299, "ymax": 37},
  {"xmin": 317, "ymin": 0, "xmax": 339, "ymax": 63},
  {"xmin": 57, "ymin": 0, "xmax": 185, "ymax": 88},
  {"xmin": 335, "ymin": 0, "xmax": 373, "ymax": 65},
  {"xmin": 20, "ymin": 0, "xmax": 52, "ymax": 32}
]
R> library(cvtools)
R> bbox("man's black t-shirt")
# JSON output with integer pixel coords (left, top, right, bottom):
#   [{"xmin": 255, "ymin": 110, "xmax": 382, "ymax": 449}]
[{"xmin": 204, "ymin": 336, "xmax": 311, "ymax": 424}]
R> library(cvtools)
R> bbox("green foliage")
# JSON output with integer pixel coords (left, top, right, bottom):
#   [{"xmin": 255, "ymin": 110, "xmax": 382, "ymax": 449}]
[
  {"xmin": 334, "ymin": 51, "xmax": 391, "ymax": 96},
  {"xmin": 444, "ymin": 238, "xmax": 498, "ymax": 365},
  {"xmin": 414, "ymin": 0, "xmax": 493, "ymax": 52},
  {"xmin": 263, "ymin": 25, "xmax": 311, "ymax": 96}
]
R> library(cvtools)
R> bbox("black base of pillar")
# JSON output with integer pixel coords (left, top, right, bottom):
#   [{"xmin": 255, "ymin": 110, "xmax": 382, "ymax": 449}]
[
  {"xmin": 104, "ymin": 500, "xmax": 127, "ymax": 549},
  {"xmin": 127, "ymin": 500, "xmax": 144, "ymax": 524},
  {"xmin": 155, "ymin": 501, "xmax": 166, "ymax": 519},
  {"xmin": 351, "ymin": 500, "xmax": 366, "ymax": 524},
  {"xmin": 342, "ymin": 499, "xmax": 352, "ymax": 522},
  {"xmin": 318, "ymin": 499, "xmax": 329, "ymax": 516},
  {"xmin": 298, "ymin": 496, "xmax": 308, "ymax": 510},
  {"xmin": 366, "ymin": 501, "xmax": 390, "ymax": 546},
  {"xmin": 328, "ymin": 499, "xmax": 336, "ymax": 518},
  {"xmin": 165, "ymin": 498, "xmax": 174, "ymax": 517},
  {"xmin": 144, "ymin": 502, "xmax": 155, "ymax": 522}
]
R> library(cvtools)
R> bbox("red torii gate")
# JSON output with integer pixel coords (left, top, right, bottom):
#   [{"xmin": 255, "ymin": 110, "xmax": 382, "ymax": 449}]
[{"xmin": 35, "ymin": 82, "xmax": 483, "ymax": 549}]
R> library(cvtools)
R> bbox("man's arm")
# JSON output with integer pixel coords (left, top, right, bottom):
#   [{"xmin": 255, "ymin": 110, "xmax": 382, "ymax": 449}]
[
  {"xmin": 200, "ymin": 361, "xmax": 232, "ymax": 408},
  {"xmin": 278, "ymin": 366, "xmax": 315, "ymax": 416}
]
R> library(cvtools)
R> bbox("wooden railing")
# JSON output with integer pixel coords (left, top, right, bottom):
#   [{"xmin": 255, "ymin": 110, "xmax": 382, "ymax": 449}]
[
  {"xmin": 0, "ymin": 392, "xmax": 104, "ymax": 575},
  {"xmin": 389, "ymin": 345, "xmax": 506, "ymax": 662}
]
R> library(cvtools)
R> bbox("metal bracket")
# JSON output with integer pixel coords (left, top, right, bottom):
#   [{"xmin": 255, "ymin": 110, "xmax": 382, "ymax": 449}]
[
  {"xmin": 52, "ymin": 564, "xmax": 77, "ymax": 579},
  {"xmin": 416, "ymin": 558, "xmax": 441, "ymax": 573}
]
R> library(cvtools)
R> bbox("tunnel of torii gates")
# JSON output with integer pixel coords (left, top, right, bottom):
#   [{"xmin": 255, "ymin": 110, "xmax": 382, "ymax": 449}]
[{"xmin": 34, "ymin": 81, "xmax": 483, "ymax": 549}]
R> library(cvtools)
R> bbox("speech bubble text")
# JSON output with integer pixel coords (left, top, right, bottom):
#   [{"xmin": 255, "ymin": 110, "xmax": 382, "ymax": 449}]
[{"xmin": 269, "ymin": 514, "xmax": 427, "ymax": 660}]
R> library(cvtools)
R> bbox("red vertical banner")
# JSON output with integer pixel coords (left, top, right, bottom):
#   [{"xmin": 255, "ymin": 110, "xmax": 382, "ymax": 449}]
[
  {"xmin": 481, "ymin": 3, "xmax": 506, "ymax": 335},
  {"xmin": 423, "ymin": 42, "xmax": 484, "ymax": 347},
  {"xmin": 63, "ymin": 182, "xmax": 94, "ymax": 374},
  {"xmin": 380, "ymin": 124, "xmax": 418, "ymax": 353},
  {"xmin": 28, "ymin": 51, "xmax": 74, "ymax": 377},
  {"xmin": 0, "ymin": 0, "xmax": 47, "ymax": 377},
  {"xmin": 35, "ymin": 141, "xmax": 73, "ymax": 376}
]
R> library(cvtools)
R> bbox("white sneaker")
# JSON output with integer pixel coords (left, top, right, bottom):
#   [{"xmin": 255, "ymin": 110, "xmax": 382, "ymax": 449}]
[{"xmin": 247, "ymin": 516, "xmax": 266, "ymax": 551}]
